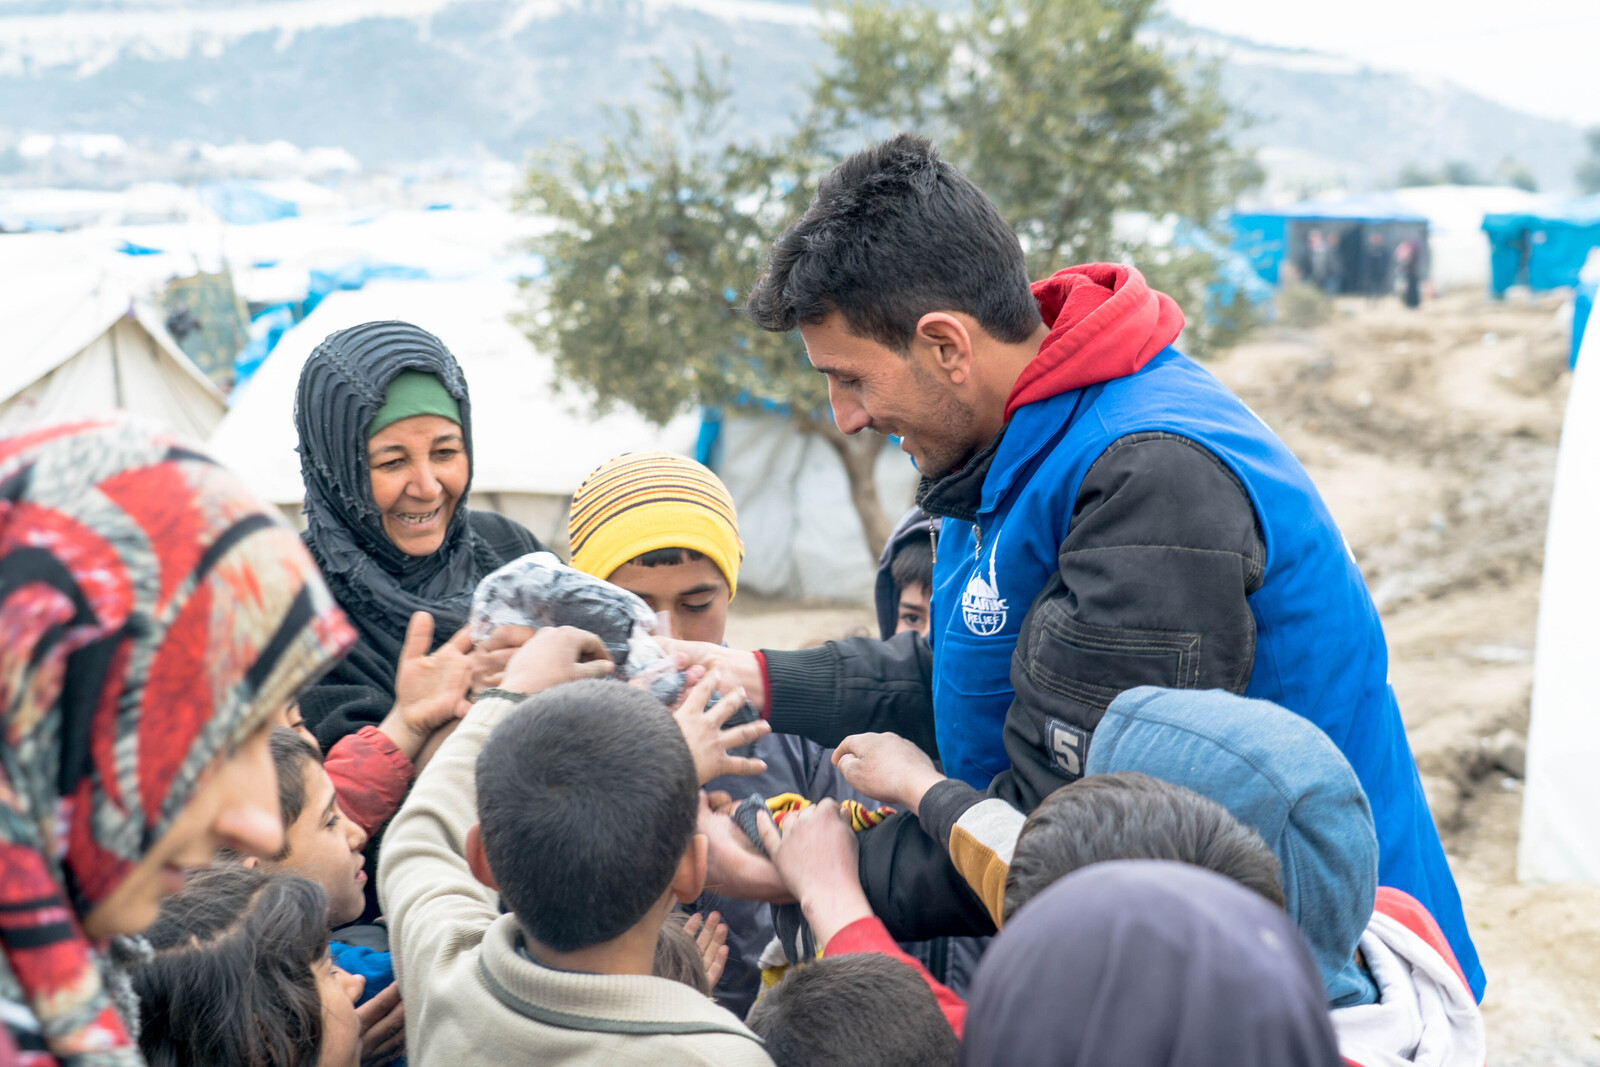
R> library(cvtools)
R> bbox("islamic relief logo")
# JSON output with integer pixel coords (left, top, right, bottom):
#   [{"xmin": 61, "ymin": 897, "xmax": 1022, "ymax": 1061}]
[{"xmin": 961, "ymin": 527, "xmax": 1008, "ymax": 635}]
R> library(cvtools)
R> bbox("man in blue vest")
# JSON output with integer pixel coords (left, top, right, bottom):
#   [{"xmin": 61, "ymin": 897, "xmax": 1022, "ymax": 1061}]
[{"xmin": 677, "ymin": 133, "xmax": 1483, "ymax": 999}]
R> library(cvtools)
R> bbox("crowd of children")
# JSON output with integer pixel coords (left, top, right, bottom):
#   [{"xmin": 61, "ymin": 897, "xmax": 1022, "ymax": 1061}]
[{"xmin": 1, "ymin": 133, "xmax": 1491, "ymax": 1067}]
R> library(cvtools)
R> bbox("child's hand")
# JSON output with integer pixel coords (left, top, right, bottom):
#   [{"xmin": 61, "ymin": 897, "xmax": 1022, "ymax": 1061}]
[
  {"xmin": 354, "ymin": 980, "xmax": 405, "ymax": 1066},
  {"xmin": 672, "ymin": 670, "xmax": 769, "ymax": 785},
  {"xmin": 469, "ymin": 625, "xmax": 535, "ymax": 694},
  {"xmin": 380, "ymin": 612, "xmax": 474, "ymax": 760},
  {"xmin": 755, "ymin": 801, "xmax": 874, "ymax": 947},
  {"xmin": 698, "ymin": 791, "xmax": 792, "ymax": 904},
  {"xmin": 684, "ymin": 911, "xmax": 729, "ymax": 989},
  {"xmin": 500, "ymin": 626, "xmax": 614, "ymax": 694},
  {"xmin": 832, "ymin": 731, "xmax": 948, "ymax": 815}
]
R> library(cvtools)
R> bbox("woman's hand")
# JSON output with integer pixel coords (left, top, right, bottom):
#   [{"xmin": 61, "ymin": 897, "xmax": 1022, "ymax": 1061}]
[
  {"xmin": 500, "ymin": 626, "xmax": 614, "ymax": 694},
  {"xmin": 671, "ymin": 670, "xmax": 769, "ymax": 785},
  {"xmin": 831, "ymin": 732, "xmax": 947, "ymax": 815},
  {"xmin": 378, "ymin": 612, "xmax": 474, "ymax": 761},
  {"xmin": 684, "ymin": 911, "xmax": 730, "ymax": 989}
]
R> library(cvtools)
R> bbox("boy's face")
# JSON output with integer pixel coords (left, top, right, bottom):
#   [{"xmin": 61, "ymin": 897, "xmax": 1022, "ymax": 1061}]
[
  {"xmin": 276, "ymin": 761, "xmax": 369, "ymax": 928},
  {"xmin": 896, "ymin": 582, "xmax": 931, "ymax": 637},
  {"xmin": 608, "ymin": 555, "xmax": 730, "ymax": 645}
]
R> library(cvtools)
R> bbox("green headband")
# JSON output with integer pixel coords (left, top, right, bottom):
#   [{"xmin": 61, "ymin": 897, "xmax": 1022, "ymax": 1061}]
[{"xmin": 367, "ymin": 370, "xmax": 462, "ymax": 439}]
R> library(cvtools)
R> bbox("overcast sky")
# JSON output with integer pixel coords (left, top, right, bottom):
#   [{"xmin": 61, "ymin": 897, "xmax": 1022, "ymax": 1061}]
[{"xmin": 1164, "ymin": 0, "xmax": 1600, "ymax": 128}]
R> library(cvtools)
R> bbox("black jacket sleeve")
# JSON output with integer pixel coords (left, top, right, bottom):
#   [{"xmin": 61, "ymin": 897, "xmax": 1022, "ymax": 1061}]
[{"xmin": 760, "ymin": 630, "xmax": 938, "ymax": 757}]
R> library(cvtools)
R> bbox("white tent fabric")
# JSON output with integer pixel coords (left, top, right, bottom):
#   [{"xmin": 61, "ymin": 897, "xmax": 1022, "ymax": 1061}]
[
  {"xmin": 1519, "ymin": 314, "xmax": 1600, "ymax": 883},
  {"xmin": 207, "ymin": 278, "xmax": 700, "ymax": 550},
  {"xmin": 1388, "ymin": 186, "xmax": 1548, "ymax": 292},
  {"xmin": 716, "ymin": 414, "xmax": 919, "ymax": 600},
  {"xmin": 0, "ymin": 268, "xmax": 226, "ymax": 439}
]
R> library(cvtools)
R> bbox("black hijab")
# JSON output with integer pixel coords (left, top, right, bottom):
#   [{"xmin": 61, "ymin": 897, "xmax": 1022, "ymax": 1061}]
[
  {"xmin": 294, "ymin": 320, "xmax": 525, "ymax": 655},
  {"xmin": 961, "ymin": 861, "xmax": 1341, "ymax": 1067}
]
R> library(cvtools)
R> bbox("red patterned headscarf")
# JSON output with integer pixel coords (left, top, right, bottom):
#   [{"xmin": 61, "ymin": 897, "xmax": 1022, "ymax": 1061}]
[{"xmin": 0, "ymin": 417, "xmax": 356, "ymax": 1066}]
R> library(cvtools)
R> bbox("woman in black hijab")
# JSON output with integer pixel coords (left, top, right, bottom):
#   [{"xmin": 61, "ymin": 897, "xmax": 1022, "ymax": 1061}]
[
  {"xmin": 293, "ymin": 320, "xmax": 541, "ymax": 749},
  {"xmin": 961, "ymin": 861, "xmax": 1341, "ymax": 1067}
]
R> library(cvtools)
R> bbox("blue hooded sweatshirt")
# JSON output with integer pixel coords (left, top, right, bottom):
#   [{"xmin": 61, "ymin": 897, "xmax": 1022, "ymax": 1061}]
[{"xmin": 1086, "ymin": 686, "xmax": 1385, "ymax": 1008}]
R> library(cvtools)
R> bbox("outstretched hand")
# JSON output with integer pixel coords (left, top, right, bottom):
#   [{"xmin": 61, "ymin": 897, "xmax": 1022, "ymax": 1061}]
[
  {"xmin": 697, "ymin": 791, "xmax": 793, "ymax": 904},
  {"xmin": 684, "ymin": 911, "xmax": 730, "ymax": 988},
  {"xmin": 832, "ymin": 731, "xmax": 947, "ymax": 815},
  {"xmin": 501, "ymin": 626, "xmax": 614, "ymax": 694},
  {"xmin": 381, "ymin": 612, "xmax": 475, "ymax": 760},
  {"xmin": 754, "ymin": 800, "xmax": 874, "ymax": 947},
  {"xmin": 672, "ymin": 670, "xmax": 769, "ymax": 785}
]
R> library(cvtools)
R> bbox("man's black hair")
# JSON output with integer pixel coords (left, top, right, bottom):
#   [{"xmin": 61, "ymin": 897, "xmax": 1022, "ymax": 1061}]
[
  {"xmin": 889, "ymin": 537, "xmax": 934, "ymax": 596},
  {"xmin": 746, "ymin": 133, "xmax": 1041, "ymax": 353},
  {"xmin": 1004, "ymin": 771, "xmax": 1285, "ymax": 922},
  {"xmin": 627, "ymin": 547, "xmax": 707, "ymax": 569},
  {"xmin": 269, "ymin": 727, "xmax": 321, "ymax": 860},
  {"xmin": 476, "ymin": 680, "xmax": 699, "ymax": 952},
  {"xmin": 745, "ymin": 954, "xmax": 958, "ymax": 1067}
]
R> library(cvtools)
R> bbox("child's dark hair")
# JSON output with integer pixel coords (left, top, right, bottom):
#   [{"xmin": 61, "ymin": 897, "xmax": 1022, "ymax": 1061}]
[
  {"xmin": 628, "ymin": 547, "xmax": 708, "ymax": 569},
  {"xmin": 1004, "ymin": 771, "xmax": 1285, "ymax": 921},
  {"xmin": 133, "ymin": 866, "xmax": 330, "ymax": 1067},
  {"xmin": 746, "ymin": 954, "xmax": 958, "ymax": 1067},
  {"xmin": 476, "ymin": 679, "xmax": 699, "ymax": 952},
  {"xmin": 747, "ymin": 133, "xmax": 1040, "ymax": 353},
  {"xmin": 652, "ymin": 911, "xmax": 710, "ymax": 996},
  {"xmin": 889, "ymin": 537, "xmax": 934, "ymax": 596},
  {"xmin": 268, "ymin": 727, "xmax": 321, "ymax": 860}
]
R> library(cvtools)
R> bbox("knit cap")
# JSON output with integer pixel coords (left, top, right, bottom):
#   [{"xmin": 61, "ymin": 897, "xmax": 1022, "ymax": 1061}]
[
  {"xmin": 366, "ymin": 370, "xmax": 462, "ymax": 438},
  {"xmin": 568, "ymin": 451, "xmax": 744, "ymax": 596}
]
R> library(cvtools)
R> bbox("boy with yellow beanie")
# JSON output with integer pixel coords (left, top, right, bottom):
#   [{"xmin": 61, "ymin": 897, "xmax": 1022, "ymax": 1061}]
[{"xmin": 568, "ymin": 451, "xmax": 878, "ymax": 1019}]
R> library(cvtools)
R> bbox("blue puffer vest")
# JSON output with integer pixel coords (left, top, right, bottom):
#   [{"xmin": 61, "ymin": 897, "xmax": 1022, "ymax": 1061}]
[{"xmin": 927, "ymin": 345, "xmax": 1484, "ymax": 998}]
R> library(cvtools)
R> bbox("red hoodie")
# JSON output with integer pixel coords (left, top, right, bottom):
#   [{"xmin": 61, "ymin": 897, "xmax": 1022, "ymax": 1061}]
[{"xmin": 1003, "ymin": 263, "xmax": 1186, "ymax": 423}]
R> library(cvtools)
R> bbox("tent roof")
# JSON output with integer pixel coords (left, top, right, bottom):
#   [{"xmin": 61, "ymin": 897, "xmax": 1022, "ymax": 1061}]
[
  {"xmin": 1235, "ymin": 191, "xmax": 1429, "ymax": 225},
  {"xmin": 207, "ymin": 278, "xmax": 699, "ymax": 506},
  {"xmin": 1483, "ymin": 193, "xmax": 1600, "ymax": 233}
]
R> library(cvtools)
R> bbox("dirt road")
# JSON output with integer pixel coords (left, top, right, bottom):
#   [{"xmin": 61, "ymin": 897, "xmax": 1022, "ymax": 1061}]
[{"xmin": 729, "ymin": 290, "xmax": 1600, "ymax": 1064}]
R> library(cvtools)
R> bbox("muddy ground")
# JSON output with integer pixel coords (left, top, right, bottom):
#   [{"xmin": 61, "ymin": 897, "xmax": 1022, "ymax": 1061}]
[{"xmin": 727, "ymin": 291, "xmax": 1600, "ymax": 1064}]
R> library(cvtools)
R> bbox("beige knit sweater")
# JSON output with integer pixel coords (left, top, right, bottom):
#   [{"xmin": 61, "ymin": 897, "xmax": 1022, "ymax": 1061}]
[{"xmin": 378, "ymin": 695, "xmax": 774, "ymax": 1067}]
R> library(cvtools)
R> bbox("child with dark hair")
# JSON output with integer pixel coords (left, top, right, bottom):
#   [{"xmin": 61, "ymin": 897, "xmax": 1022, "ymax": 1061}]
[
  {"xmin": 746, "ymin": 954, "xmax": 958, "ymax": 1067},
  {"xmin": 875, "ymin": 507, "xmax": 938, "ymax": 640},
  {"xmin": 257, "ymin": 728, "xmax": 405, "ymax": 1065},
  {"xmin": 132, "ymin": 866, "xmax": 364, "ymax": 1067},
  {"xmin": 379, "ymin": 629, "xmax": 773, "ymax": 1065}
]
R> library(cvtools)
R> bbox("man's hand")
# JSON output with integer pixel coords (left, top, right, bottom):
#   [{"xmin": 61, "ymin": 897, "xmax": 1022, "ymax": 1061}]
[
  {"xmin": 697, "ymin": 791, "xmax": 793, "ymax": 904},
  {"xmin": 379, "ymin": 612, "xmax": 475, "ymax": 761},
  {"xmin": 832, "ymin": 731, "xmax": 947, "ymax": 815},
  {"xmin": 469, "ymin": 625, "xmax": 535, "ymax": 695},
  {"xmin": 755, "ymin": 801, "xmax": 874, "ymax": 947},
  {"xmin": 354, "ymin": 981, "xmax": 405, "ymax": 1066},
  {"xmin": 684, "ymin": 911, "xmax": 730, "ymax": 989},
  {"xmin": 500, "ymin": 626, "xmax": 614, "ymax": 694},
  {"xmin": 672, "ymin": 670, "xmax": 769, "ymax": 784},
  {"xmin": 660, "ymin": 640, "xmax": 766, "ymax": 712}
]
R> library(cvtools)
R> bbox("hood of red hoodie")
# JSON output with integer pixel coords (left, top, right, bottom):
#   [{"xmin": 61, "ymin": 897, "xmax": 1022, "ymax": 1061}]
[{"xmin": 1003, "ymin": 264, "xmax": 1186, "ymax": 423}]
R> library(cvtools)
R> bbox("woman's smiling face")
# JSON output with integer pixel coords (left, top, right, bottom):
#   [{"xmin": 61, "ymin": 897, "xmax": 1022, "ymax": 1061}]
[{"xmin": 366, "ymin": 414, "xmax": 469, "ymax": 556}]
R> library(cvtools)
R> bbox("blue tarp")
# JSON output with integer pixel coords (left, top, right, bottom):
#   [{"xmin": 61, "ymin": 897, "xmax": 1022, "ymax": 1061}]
[
  {"xmin": 199, "ymin": 181, "xmax": 300, "ymax": 225},
  {"xmin": 1174, "ymin": 221, "xmax": 1276, "ymax": 322},
  {"xmin": 1574, "ymin": 281, "xmax": 1596, "ymax": 368},
  {"xmin": 1231, "ymin": 194, "xmax": 1428, "ymax": 286},
  {"xmin": 1483, "ymin": 195, "xmax": 1600, "ymax": 296}
]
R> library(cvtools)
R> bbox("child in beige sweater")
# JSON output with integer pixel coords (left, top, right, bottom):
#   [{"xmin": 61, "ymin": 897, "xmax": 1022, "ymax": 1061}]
[{"xmin": 378, "ymin": 627, "xmax": 773, "ymax": 1066}]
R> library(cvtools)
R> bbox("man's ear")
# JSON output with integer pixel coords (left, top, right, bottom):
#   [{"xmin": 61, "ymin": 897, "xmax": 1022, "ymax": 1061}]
[
  {"xmin": 466, "ymin": 823, "xmax": 499, "ymax": 891},
  {"xmin": 671, "ymin": 833, "xmax": 709, "ymax": 905},
  {"xmin": 914, "ymin": 312, "xmax": 976, "ymax": 385}
]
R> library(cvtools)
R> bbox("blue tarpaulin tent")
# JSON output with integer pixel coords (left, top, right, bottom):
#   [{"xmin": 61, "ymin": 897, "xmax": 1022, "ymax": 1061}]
[
  {"xmin": 1482, "ymin": 195, "xmax": 1600, "ymax": 296},
  {"xmin": 1231, "ymin": 194, "xmax": 1429, "ymax": 290},
  {"xmin": 199, "ymin": 181, "xmax": 300, "ymax": 226}
]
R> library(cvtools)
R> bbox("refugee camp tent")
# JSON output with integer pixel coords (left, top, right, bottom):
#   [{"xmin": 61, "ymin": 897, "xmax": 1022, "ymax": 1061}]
[
  {"xmin": 1520, "ymin": 316, "xmax": 1600, "ymax": 884},
  {"xmin": 1388, "ymin": 186, "xmax": 1546, "ymax": 292},
  {"xmin": 0, "ymin": 266, "xmax": 227, "ymax": 438},
  {"xmin": 1482, "ymin": 194, "xmax": 1600, "ymax": 296},
  {"xmin": 1231, "ymin": 193, "xmax": 1429, "ymax": 291},
  {"xmin": 208, "ymin": 278, "xmax": 702, "ymax": 551}
]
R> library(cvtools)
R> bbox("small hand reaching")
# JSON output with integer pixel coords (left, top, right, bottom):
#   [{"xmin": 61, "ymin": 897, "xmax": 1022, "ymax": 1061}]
[
  {"xmin": 469, "ymin": 624, "xmax": 535, "ymax": 695},
  {"xmin": 354, "ymin": 979, "xmax": 405, "ymax": 1066},
  {"xmin": 500, "ymin": 626, "xmax": 615, "ymax": 694},
  {"xmin": 672, "ymin": 670, "xmax": 769, "ymax": 785},
  {"xmin": 379, "ymin": 612, "xmax": 475, "ymax": 761},
  {"xmin": 684, "ymin": 910, "xmax": 730, "ymax": 988},
  {"xmin": 697, "ymin": 791, "xmax": 792, "ymax": 903},
  {"xmin": 831, "ymin": 731, "xmax": 948, "ymax": 815},
  {"xmin": 754, "ymin": 800, "xmax": 874, "ymax": 947}
]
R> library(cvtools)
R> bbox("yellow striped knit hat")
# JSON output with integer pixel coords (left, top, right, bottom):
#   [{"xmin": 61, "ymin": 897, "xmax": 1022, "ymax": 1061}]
[{"xmin": 568, "ymin": 451, "xmax": 744, "ymax": 597}]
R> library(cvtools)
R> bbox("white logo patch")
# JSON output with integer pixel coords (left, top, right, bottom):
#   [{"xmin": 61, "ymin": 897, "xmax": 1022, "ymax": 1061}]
[{"xmin": 961, "ymin": 525, "xmax": 1008, "ymax": 635}]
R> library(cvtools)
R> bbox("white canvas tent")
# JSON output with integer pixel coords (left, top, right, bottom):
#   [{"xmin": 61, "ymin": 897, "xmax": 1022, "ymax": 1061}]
[
  {"xmin": 0, "ymin": 268, "xmax": 227, "ymax": 438},
  {"xmin": 1388, "ymin": 185, "xmax": 1548, "ymax": 292},
  {"xmin": 207, "ymin": 278, "xmax": 701, "ymax": 550},
  {"xmin": 1519, "ymin": 313, "xmax": 1600, "ymax": 883}
]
